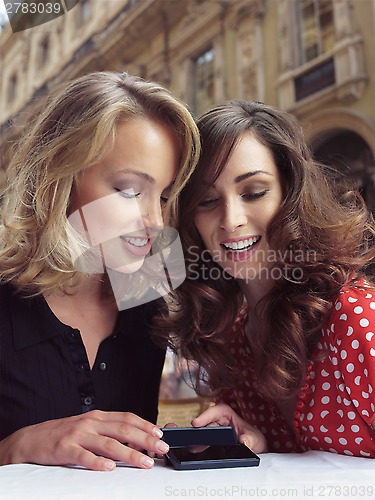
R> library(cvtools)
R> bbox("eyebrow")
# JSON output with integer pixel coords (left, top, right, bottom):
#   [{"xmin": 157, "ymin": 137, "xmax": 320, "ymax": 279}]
[
  {"xmin": 117, "ymin": 169, "xmax": 174, "ymax": 192},
  {"xmin": 203, "ymin": 169, "xmax": 273, "ymax": 187},
  {"xmin": 118, "ymin": 169, "xmax": 155, "ymax": 184},
  {"xmin": 234, "ymin": 170, "xmax": 273, "ymax": 183}
]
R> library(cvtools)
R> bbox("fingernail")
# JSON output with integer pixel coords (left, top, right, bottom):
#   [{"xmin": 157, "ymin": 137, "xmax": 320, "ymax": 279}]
[
  {"xmin": 156, "ymin": 440, "xmax": 169, "ymax": 453},
  {"xmin": 140, "ymin": 456, "xmax": 154, "ymax": 468},
  {"xmin": 153, "ymin": 427, "xmax": 163, "ymax": 438},
  {"xmin": 104, "ymin": 460, "xmax": 115, "ymax": 471}
]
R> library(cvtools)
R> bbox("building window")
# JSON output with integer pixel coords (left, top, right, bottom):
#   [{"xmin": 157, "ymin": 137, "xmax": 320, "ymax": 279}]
[
  {"xmin": 39, "ymin": 36, "xmax": 49, "ymax": 68},
  {"xmin": 193, "ymin": 47, "xmax": 215, "ymax": 116},
  {"xmin": 294, "ymin": 57, "xmax": 335, "ymax": 101},
  {"xmin": 298, "ymin": 0, "xmax": 334, "ymax": 64},
  {"xmin": 7, "ymin": 73, "xmax": 17, "ymax": 104}
]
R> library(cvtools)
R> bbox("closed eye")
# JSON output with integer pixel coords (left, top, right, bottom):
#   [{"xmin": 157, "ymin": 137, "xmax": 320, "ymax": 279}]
[
  {"xmin": 242, "ymin": 189, "xmax": 269, "ymax": 201},
  {"xmin": 197, "ymin": 197, "xmax": 219, "ymax": 208},
  {"xmin": 115, "ymin": 188, "xmax": 141, "ymax": 199}
]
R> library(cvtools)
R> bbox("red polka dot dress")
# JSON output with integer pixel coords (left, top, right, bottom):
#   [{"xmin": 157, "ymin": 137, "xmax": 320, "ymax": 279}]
[{"xmin": 219, "ymin": 282, "xmax": 375, "ymax": 457}]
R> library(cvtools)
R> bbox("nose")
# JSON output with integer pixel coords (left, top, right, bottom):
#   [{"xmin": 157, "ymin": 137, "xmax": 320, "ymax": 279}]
[
  {"xmin": 142, "ymin": 198, "xmax": 164, "ymax": 232},
  {"xmin": 220, "ymin": 198, "xmax": 247, "ymax": 233}
]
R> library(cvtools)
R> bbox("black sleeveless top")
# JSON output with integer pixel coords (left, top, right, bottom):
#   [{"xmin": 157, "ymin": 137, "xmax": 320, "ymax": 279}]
[{"xmin": 0, "ymin": 283, "xmax": 165, "ymax": 440}]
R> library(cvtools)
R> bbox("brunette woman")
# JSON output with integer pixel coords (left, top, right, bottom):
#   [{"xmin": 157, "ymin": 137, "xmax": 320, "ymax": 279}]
[{"xmin": 156, "ymin": 100, "xmax": 375, "ymax": 457}]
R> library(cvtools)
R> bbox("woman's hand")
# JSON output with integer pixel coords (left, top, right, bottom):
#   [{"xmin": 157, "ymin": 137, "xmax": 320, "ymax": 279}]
[
  {"xmin": 191, "ymin": 403, "xmax": 268, "ymax": 454},
  {"xmin": 0, "ymin": 410, "xmax": 169, "ymax": 471}
]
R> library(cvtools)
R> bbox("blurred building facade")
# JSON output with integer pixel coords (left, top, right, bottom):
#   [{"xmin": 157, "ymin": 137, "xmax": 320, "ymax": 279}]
[{"xmin": 0, "ymin": 0, "xmax": 374, "ymax": 210}]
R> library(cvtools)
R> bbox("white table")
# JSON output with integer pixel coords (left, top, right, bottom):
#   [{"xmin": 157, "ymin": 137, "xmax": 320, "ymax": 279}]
[{"xmin": 0, "ymin": 451, "xmax": 374, "ymax": 500}]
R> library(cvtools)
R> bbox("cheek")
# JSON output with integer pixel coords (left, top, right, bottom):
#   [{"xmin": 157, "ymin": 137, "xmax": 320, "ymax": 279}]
[
  {"xmin": 262, "ymin": 197, "xmax": 282, "ymax": 227},
  {"xmin": 194, "ymin": 215, "xmax": 213, "ymax": 248},
  {"xmin": 71, "ymin": 194, "xmax": 144, "ymax": 246},
  {"xmin": 193, "ymin": 215, "xmax": 205, "ymax": 240}
]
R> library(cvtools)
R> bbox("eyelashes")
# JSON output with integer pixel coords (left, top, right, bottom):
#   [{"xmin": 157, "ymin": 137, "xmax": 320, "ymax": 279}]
[
  {"xmin": 241, "ymin": 189, "xmax": 269, "ymax": 201},
  {"xmin": 115, "ymin": 188, "xmax": 169, "ymax": 204},
  {"xmin": 197, "ymin": 198, "xmax": 217, "ymax": 208},
  {"xmin": 115, "ymin": 188, "xmax": 141, "ymax": 199},
  {"xmin": 197, "ymin": 189, "xmax": 269, "ymax": 208}
]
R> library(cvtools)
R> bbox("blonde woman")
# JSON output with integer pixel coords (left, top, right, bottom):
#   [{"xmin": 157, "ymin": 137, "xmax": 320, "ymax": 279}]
[{"xmin": 0, "ymin": 72, "xmax": 199, "ymax": 470}]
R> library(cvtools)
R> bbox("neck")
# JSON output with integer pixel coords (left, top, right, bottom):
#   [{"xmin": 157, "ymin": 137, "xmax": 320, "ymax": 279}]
[
  {"xmin": 238, "ymin": 274, "xmax": 274, "ymax": 313},
  {"xmin": 45, "ymin": 273, "xmax": 111, "ymax": 305},
  {"xmin": 238, "ymin": 276, "xmax": 274, "ymax": 351}
]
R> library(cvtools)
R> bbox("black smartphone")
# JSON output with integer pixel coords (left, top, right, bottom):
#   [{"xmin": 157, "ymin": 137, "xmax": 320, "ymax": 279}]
[
  {"xmin": 161, "ymin": 426, "xmax": 238, "ymax": 448},
  {"xmin": 165, "ymin": 443, "xmax": 260, "ymax": 470}
]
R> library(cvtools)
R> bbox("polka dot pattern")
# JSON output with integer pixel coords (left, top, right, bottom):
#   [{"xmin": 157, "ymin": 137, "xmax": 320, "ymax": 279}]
[{"xmin": 219, "ymin": 281, "xmax": 375, "ymax": 458}]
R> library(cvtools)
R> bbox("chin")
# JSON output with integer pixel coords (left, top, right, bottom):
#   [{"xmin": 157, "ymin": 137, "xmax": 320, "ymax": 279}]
[
  {"xmin": 221, "ymin": 263, "xmax": 257, "ymax": 281},
  {"xmin": 108, "ymin": 258, "xmax": 145, "ymax": 274}
]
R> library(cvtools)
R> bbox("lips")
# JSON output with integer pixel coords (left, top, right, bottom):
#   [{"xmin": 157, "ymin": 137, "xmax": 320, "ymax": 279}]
[
  {"xmin": 222, "ymin": 236, "xmax": 261, "ymax": 251},
  {"xmin": 120, "ymin": 235, "xmax": 151, "ymax": 257},
  {"xmin": 124, "ymin": 236, "xmax": 148, "ymax": 247},
  {"xmin": 220, "ymin": 235, "xmax": 261, "ymax": 261}
]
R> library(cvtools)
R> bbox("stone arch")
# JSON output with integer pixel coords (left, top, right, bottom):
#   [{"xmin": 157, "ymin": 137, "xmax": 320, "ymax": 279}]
[
  {"xmin": 305, "ymin": 108, "xmax": 375, "ymax": 157},
  {"xmin": 305, "ymin": 109, "xmax": 375, "ymax": 213}
]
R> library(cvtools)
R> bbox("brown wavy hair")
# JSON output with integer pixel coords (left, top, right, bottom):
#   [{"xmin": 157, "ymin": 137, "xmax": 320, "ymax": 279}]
[
  {"xmin": 154, "ymin": 100, "xmax": 375, "ymax": 400},
  {"xmin": 0, "ymin": 71, "xmax": 200, "ymax": 295}
]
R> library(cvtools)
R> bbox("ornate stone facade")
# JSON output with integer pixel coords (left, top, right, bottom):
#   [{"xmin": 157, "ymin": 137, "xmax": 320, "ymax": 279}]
[{"xmin": 0, "ymin": 0, "xmax": 374, "ymax": 209}]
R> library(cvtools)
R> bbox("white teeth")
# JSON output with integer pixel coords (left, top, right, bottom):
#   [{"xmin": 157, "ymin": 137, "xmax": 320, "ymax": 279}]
[
  {"xmin": 222, "ymin": 236, "xmax": 260, "ymax": 251},
  {"xmin": 125, "ymin": 237, "xmax": 148, "ymax": 247}
]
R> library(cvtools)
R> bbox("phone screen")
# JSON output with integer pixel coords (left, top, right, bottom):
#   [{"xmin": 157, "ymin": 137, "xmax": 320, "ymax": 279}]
[{"xmin": 166, "ymin": 444, "xmax": 260, "ymax": 470}]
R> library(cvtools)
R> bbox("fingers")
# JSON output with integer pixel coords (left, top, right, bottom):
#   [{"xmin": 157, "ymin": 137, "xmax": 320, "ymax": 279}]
[
  {"xmin": 150, "ymin": 422, "xmax": 180, "ymax": 459},
  {"xmin": 239, "ymin": 434, "xmax": 256, "ymax": 450},
  {"xmin": 66, "ymin": 446, "xmax": 117, "ymax": 472},
  {"xmin": 61, "ymin": 442, "xmax": 154, "ymax": 471},
  {"xmin": 191, "ymin": 404, "xmax": 268, "ymax": 455},
  {"xmin": 77, "ymin": 410, "xmax": 168, "ymax": 453},
  {"xmin": 92, "ymin": 420, "xmax": 168, "ymax": 454},
  {"xmin": 239, "ymin": 431, "xmax": 268, "ymax": 454},
  {"xmin": 73, "ymin": 412, "xmax": 169, "ymax": 467},
  {"xmin": 86, "ymin": 435, "xmax": 157, "ymax": 469},
  {"xmin": 191, "ymin": 403, "xmax": 234, "ymax": 428},
  {"xmin": 24, "ymin": 411, "xmax": 169, "ymax": 471},
  {"xmin": 89, "ymin": 410, "xmax": 163, "ymax": 439}
]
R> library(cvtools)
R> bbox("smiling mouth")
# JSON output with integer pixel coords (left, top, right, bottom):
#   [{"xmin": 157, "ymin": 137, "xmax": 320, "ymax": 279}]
[
  {"xmin": 222, "ymin": 236, "xmax": 261, "ymax": 252},
  {"xmin": 123, "ymin": 236, "xmax": 149, "ymax": 247}
]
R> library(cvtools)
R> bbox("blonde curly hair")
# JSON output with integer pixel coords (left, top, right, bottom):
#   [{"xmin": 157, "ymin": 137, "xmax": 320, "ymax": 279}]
[{"xmin": 0, "ymin": 71, "xmax": 200, "ymax": 294}]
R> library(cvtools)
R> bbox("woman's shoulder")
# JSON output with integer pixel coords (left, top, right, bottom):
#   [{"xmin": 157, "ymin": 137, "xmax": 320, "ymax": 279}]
[
  {"xmin": 332, "ymin": 279, "xmax": 374, "ymax": 313},
  {"xmin": 0, "ymin": 282, "xmax": 15, "ymax": 334},
  {"xmin": 0, "ymin": 281, "xmax": 32, "ymax": 314},
  {"xmin": 0, "ymin": 280, "xmax": 15, "ymax": 299},
  {"xmin": 325, "ymin": 278, "xmax": 375, "ymax": 343}
]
